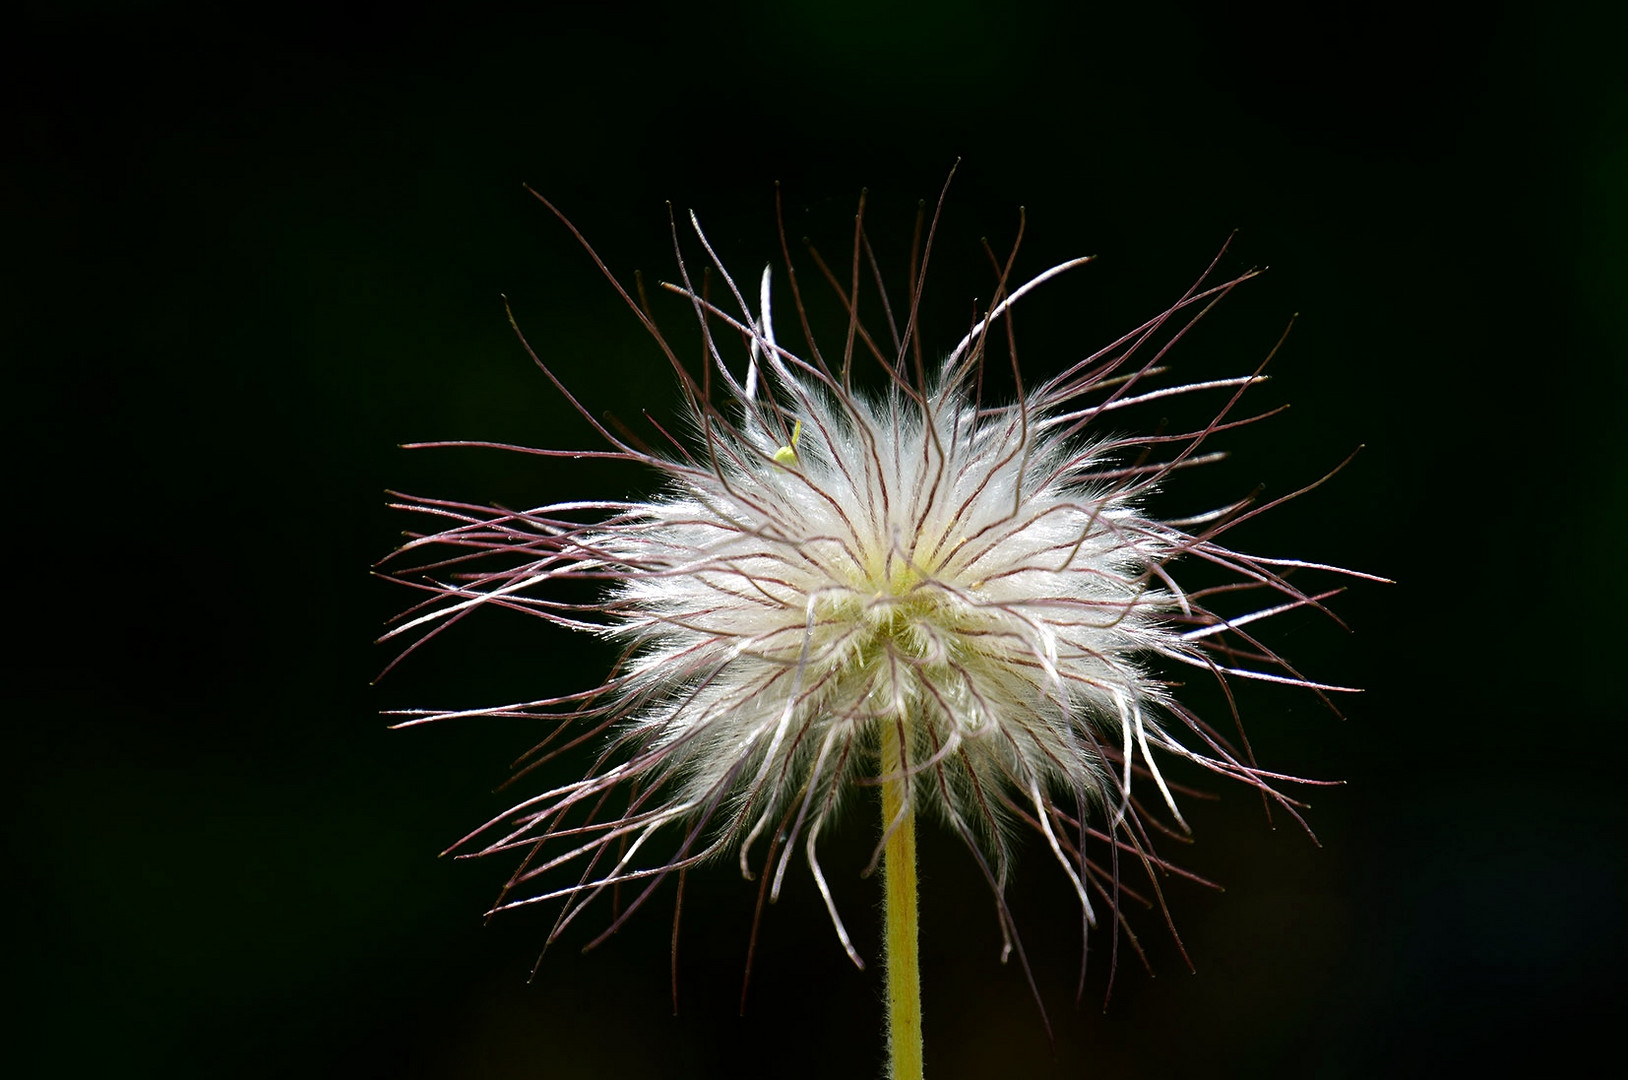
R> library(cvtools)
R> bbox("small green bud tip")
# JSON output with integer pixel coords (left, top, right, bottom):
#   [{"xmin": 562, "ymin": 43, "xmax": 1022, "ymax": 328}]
[{"xmin": 772, "ymin": 419, "xmax": 802, "ymax": 467}]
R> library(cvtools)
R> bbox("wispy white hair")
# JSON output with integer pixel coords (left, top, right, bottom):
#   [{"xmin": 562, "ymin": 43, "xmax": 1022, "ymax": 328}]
[{"xmin": 381, "ymin": 181, "xmax": 1379, "ymax": 1015}]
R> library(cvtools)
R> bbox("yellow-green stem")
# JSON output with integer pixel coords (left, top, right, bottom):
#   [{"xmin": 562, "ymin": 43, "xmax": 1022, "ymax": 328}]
[{"xmin": 881, "ymin": 716, "xmax": 923, "ymax": 1080}]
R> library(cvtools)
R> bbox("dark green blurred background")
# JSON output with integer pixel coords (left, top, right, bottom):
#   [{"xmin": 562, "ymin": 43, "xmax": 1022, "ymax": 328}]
[{"xmin": 8, "ymin": 1, "xmax": 1624, "ymax": 1076}]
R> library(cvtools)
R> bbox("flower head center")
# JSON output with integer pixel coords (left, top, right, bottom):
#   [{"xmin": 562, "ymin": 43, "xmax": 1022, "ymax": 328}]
[{"xmin": 825, "ymin": 552, "xmax": 973, "ymax": 667}]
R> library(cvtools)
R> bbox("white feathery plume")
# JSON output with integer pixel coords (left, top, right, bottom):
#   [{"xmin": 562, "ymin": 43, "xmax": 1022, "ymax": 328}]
[{"xmin": 380, "ymin": 180, "xmax": 1381, "ymax": 1017}]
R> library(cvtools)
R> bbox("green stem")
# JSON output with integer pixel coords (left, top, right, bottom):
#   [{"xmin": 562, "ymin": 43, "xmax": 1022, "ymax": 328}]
[{"xmin": 881, "ymin": 715, "xmax": 923, "ymax": 1080}]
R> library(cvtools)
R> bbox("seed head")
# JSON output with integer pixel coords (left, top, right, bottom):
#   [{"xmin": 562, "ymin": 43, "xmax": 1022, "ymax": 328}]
[{"xmin": 382, "ymin": 182, "xmax": 1376, "ymax": 1006}]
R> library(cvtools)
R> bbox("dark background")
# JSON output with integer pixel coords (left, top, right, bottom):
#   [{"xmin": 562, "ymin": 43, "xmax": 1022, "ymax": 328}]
[{"xmin": 8, "ymin": 1, "xmax": 1624, "ymax": 1076}]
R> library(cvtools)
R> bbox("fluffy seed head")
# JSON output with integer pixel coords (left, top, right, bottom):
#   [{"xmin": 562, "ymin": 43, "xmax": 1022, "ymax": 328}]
[{"xmin": 382, "ymin": 183, "xmax": 1375, "ymax": 994}]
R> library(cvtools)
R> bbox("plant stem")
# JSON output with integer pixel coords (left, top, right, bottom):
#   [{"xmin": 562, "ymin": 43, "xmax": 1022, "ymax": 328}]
[{"xmin": 881, "ymin": 715, "xmax": 923, "ymax": 1080}]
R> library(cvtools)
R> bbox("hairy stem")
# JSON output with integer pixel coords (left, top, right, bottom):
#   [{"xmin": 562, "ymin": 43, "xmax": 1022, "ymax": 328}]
[{"xmin": 881, "ymin": 715, "xmax": 923, "ymax": 1080}]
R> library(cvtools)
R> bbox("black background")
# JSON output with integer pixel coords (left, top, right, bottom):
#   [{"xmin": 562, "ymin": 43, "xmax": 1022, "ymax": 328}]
[{"xmin": 8, "ymin": 2, "xmax": 1625, "ymax": 1077}]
